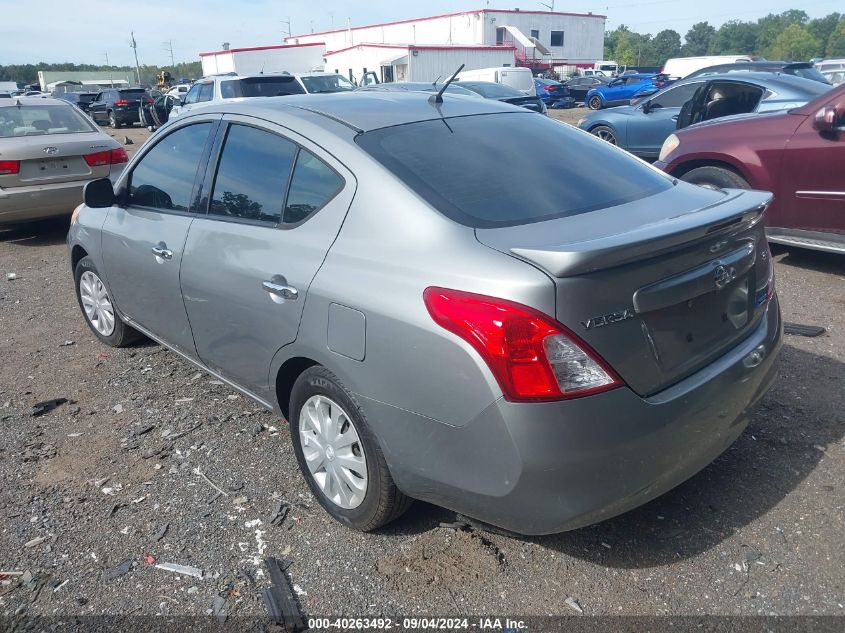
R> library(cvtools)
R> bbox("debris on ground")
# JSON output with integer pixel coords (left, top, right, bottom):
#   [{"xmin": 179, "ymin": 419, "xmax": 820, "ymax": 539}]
[
  {"xmin": 102, "ymin": 559, "xmax": 134, "ymax": 581},
  {"xmin": 784, "ymin": 322, "xmax": 826, "ymax": 337},
  {"xmin": 112, "ymin": 404, "xmax": 124, "ymax": 414},
  {"xmin": 194, "ymin": 467, "xmax": 229, "ymax": 497},
  {"xmin": 262, "ymin": 557, "xmax": 307, "ymax": 632},
  {"xmin": 211, "ymin": 595, "xmax": 227, "ymax": 623},
  {"xmin": 30, "ymin": 398, "xmax": 68, "ymax": 417},
  {"xmin": 23, "ymin": 536, "xmax": 47, "ymax": 549},
  {"xmin": 123, "ymin": 136, "xmax": 134, "ymax": 145},
  {"xmin": 152, "ymin": 523, "xmax": 169, "ymax": 542},
  {"xmin": 143, "ymin": 554, "xmax": 156, "ymax": 565},
  {"xmin": 565, "ymin": 597, "xmax": 584, "ymax": 614},
  {"xmin": 6, "ymin": 272, "xmax": 16, "ymax": 280},
  {"xmin": 269, "ymin": 499, "xmax": 290, "ymax": 527},
  {"xmin": 155, "ymin": 562, "xmax": 205, "ymax": 579}
]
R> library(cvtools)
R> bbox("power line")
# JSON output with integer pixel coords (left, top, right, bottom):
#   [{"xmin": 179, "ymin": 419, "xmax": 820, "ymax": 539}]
[{"xmin": 163, "ymin": 40, "xmax": 175, "ymax": 67}]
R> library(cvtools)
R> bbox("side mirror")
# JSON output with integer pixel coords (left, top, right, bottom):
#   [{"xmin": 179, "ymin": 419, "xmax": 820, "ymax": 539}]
[
  {"xmin": 813, "ymin": 105, "xmax": 843, "ymax": 134},
  {"xmin": 641, "ymin": 101, "xmax": 652, "ymax": 113},
  {"xmin": 84, "ymin": 178, "xmax": 115, "ymax": 208}
]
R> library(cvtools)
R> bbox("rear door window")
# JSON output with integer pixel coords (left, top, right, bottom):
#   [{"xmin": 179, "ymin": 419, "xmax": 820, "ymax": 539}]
[
  {"xmin": 183, "ymin": 85, "xmax": 201, "ymax": 104},
  {"xmin": 283, "ymin": 150, "xmax": 344, "ymax": 224},
  {"xmin": 198, "ymin": 83, "xmax": 214, "ymax": 102},
  {"xmin": 208, "ymin": 124, "xmax": 297, "ymax": 224},
  {"xmin": 647, "ymin": 82, "xmax": 702, "ymax": 109},
  {"xmin": 128, "ymin": 123, "xmax": 212, "ymax": 211},
  {"xmin": 356, "ymin": 113, "xmax": 672, "ymax": 228}
]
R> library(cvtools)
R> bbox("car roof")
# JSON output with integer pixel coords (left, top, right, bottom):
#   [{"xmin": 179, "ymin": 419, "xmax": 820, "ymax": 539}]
[
  {"xmin": 675, "ymin": 71, "xmax": 827, "ymax": 93},
  {"xmin": 0, "ymin": 96, "xmax": 71, "ymax": 108},
  {"xmin": 208, "ymin": 91, "xmax": 523, "ymax": 133}
]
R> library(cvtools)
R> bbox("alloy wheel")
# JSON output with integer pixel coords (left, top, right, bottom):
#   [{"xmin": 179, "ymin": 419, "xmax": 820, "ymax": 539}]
[
  {"xmin": 79, "ymin": 271, "xmax": 116, "ymax": 336},
  {"xmin": 299, "ymin": 395, "xmax": 368, "ymax": 510},
  {"xmin": 593, "ymin": 128, "xmax": 617, "ymax": 145},
  {"xmin": 588, "ymin": 96, "xmax": 602, "ymax": 110}
]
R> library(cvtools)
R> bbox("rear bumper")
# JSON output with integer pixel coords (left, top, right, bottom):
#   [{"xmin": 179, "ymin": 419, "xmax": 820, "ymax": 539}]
[
  {"xmin": 113, "ymin": 107, "xmax": 139, "ymax": 124},
  {"xmin": 365, "ymin": 295, "xmax": 782, "ymax": 535},
  {"xmin": 1, "ymin": 179, "xmax": 90, "ymax": 223}
]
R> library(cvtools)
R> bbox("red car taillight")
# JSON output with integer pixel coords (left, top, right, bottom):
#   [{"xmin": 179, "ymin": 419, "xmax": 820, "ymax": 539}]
[
  {"xmin": 423, "ymin": 287, "xmax": 623, "ymax": 402},
  {"xmin": 0, "ymin": 160, "xmax": 20, "ymax": 175},
  {"xmin": 114, "ymin": 99, "xmax": 129, "ymax": 106},
  {"xmin": 544, "ymin": 85, "xmax": 556, "ymax": 91},
  {"xmin": 84, "ymin": 148, "xmax": 129, "ymax": 167}
]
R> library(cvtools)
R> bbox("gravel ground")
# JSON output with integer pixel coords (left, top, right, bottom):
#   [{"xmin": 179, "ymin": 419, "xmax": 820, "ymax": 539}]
[{"xmin": 0, "ymin": 121, "xmax": 843, "ymax": 622}]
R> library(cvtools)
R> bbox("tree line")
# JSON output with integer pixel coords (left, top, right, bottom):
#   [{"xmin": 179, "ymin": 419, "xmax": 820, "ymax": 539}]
[
  {"xmin": 0, "ymin": 61, "xmax": 203, "ymax": 87},
  {"xmin": 605, "ymin": 10, "xmax": 845, "ymax": 67}
]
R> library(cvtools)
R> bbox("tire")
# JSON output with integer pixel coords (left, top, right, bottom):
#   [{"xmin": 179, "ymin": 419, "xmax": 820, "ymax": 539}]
[
  {"xmin": 108, "ymin": 110, "xmax": 121, "ymax": 128},
  {"xmin": 289, "ymin": 366, "xmax": 412, "ymax": 531},
  {"xmin": 681, "ymin": 166, "xmax": 750, "ymax": 191},
  {"xmin": 74, "ymin": 256, "xmax": 141, "ymax": 347},
  {"xmin": 590, "ymin": 125, "xmax": 617, "ymax": 145},
  {"xmin": 588, "ymin": 95, "xmax": 603, "ymax": 110}
]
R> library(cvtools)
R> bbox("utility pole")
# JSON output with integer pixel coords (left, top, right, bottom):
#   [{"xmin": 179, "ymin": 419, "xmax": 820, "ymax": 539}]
[
  {"xmin": 130, "ymin": 32, "xmax": 142, "ymax": 86},
  {"xmin": 540, "ymin": 1, "xmax": 555, "ymax": 11},
  {"xmin": 163, "ymin": 39, "xmax": 175, "ymax": 67},
  {"xmin": 282, "ymin": 17, "xmax": 292, "ymax": 40}
]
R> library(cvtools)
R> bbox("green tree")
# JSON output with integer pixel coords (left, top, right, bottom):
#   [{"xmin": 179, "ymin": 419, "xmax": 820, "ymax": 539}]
[
  {"xmin": 770, "ymin": 24, "xmax": 821, "ymax": 60},
  {"xmin": 650, "ymin": 29, "xmax": 682, "ymax": 66},
  {"xmin": 711, "ymin": 21, "xmax": 759, "ymax": 55},
  {"xmin": 827, "ymin": 21, "xmax": 845, "ymax": 57},
  {"xmin": 807, "ymin": 13, "xmax": 842, "ymax": 49},
  {"xmin": 683, "ymin": 22, "xmax": 716, "ymax": 56},
  {"xmin": 757, "ymin": 10, "xmax": 809, "ymax": 57}
]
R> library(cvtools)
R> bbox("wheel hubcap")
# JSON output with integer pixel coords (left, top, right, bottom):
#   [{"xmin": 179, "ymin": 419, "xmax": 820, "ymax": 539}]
[
  {"xmin": 299, "ymin": 395, "xmax": 367, "ymax": 510},
  {"xmin": 595, "ymin": 129, "xmax": 616, "ymax": 144},
  {"xmin": 79, "ymin": 271, "xmax": 115, "ymax": 336}
]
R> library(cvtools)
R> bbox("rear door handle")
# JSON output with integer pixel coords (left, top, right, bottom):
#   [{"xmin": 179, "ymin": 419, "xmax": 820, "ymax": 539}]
[
  {"xmin": 151, "ymin": 243, "xmax": 173, "ymax": 260},
  {"xmin": 262, "ymin": 280, "xmax": 299, "ymax": 302}
]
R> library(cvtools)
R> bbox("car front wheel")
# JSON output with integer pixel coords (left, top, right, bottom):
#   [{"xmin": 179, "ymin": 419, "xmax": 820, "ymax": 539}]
[
  {"xmin": 681, "ymin": 166, "xmax": 750, "ymax": 191},
  {"xmin": 588, "ymin": 95, "xmax": 603, "ymax": 110},
  {"xmin": 74, "ymin": 256, "xmax": 141, "ymax": 347},
  {"xmin": 289, "ymin": 366, "xmax": 412, "ymax": 531},
  {"xmin": 590, "ymin": 125, "xmax": 617, "ymax": 145}
]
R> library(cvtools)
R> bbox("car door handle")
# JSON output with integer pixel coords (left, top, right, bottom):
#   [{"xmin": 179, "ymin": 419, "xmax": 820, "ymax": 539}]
[
  {"xmin": 151, "ymin": 244, "xmax": 173, "ymax": 260},
  {"xmin": 262, "ymin": 280, "xmax": 299, "ymax": 301}
]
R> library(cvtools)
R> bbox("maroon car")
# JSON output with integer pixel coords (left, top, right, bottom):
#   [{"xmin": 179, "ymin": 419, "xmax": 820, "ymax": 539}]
[{"xmin": 655, "ymin": 84, "xmax": 845, "ymax": 254}]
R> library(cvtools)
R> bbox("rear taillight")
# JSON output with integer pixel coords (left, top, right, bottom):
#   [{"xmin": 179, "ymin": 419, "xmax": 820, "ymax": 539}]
[
  {"xmin": 84, "ymin": 148, "xmax": 129, "ymax": 167},
  {"xmin": 0, "ymin": 160, "xmax": 20, "ymax": 175},
  {"xmin": 544, "ymin": 85, "xmax": 556, "ymax": 91},
  {"xmin": 423, "ymin": 288, "xmax": 622, "ymax": 402},
  {"xmin": 114, "ymin": 99, "xmax": 129, "ymax": 106}
]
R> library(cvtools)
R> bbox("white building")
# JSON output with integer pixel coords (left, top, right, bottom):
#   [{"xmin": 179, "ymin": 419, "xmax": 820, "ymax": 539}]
[
  {"xmin": 199, "ymin": 42, "xmax": 326, "ymax": 76},
  {"xmin": 286, "ymin": 8, "xmax": 605, "ymax": 82}
]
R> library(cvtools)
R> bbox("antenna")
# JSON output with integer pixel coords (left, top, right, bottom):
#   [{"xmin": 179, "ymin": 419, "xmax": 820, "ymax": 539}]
[
  {"xmin": 540, "ymin": 1, "xmax": 555, "ymax": 10},
  {"xmin": 429, "ymin": 64, "xmax": 464, "ymax": 104}
]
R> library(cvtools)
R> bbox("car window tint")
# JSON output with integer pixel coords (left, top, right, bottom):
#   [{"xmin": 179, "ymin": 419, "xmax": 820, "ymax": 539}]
[
  {"xmin": 283, "ymin": 150, "xmax": 343, "ymax": 224},
  {"xmin": 198, "ymin": 83, "xmax": 214, "ymax": 102},
  {"xmin": 209, "ymin": 124, "xmax": 296, "ymax": 224},
  {"xmin": 184, "ymin": 85, "xmax": 201, "ymax": 104},
  {"xmin": 649, "ymin": 82, "xmax": 701, "ymax": 108},
  {"xmin": 357, "ymin": 113, "xmax": 672, "ymax": 228},
  {"xmin": 129, "ymin": 123, "xmax": 211, "ymax": 211}
]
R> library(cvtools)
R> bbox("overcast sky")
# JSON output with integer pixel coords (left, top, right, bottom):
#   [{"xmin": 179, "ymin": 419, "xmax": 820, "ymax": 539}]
[{"xmin": 1, "ymin": 0, "xmax": 841, "ymax": 66}]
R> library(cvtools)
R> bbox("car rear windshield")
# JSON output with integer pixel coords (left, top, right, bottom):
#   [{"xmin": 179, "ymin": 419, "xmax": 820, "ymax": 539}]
[
  {"xmin": 299, "ymin": 74, "xmax": 355, "ymax": 93},
  {"xmin": 789, "ymin": 66, "xmax": 829, "ymax": 83},
  {"xmin": 220, "ymin": 77, "xmax": 305, "ymax": 98},
  {"xmin": 119, "ymin": 89, "xmax": 147, "ymax": 97},
  {"xmin": 356, "ymin": 112, "xmax": 673, "ymax": 228},
  {"xmin": 461, "ymin": 82, "xmax": 523, "ymax": 98},
  {"xmin": 0, "ymin": 104, "xmax": 96, "ymax": 137}
]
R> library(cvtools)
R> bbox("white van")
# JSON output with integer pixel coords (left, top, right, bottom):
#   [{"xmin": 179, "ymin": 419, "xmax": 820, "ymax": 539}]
[
  {"xmin": 455, "ymin": 67, "xmax": 534, "ymax": 96},
  {"xmin": 662, "ymin": 55, "xmax": 754, "ymax": 80}
]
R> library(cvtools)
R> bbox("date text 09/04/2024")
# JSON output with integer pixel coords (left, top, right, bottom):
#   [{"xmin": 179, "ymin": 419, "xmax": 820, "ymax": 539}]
[{"xmin": 307, "ymin": 617, "xmax": 528, "ymax": 631}]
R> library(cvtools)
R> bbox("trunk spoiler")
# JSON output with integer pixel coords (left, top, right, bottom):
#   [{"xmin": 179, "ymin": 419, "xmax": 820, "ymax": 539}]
[{"xmin": 509, "ymin": 190, "xmax": 771, "ymax": 278}]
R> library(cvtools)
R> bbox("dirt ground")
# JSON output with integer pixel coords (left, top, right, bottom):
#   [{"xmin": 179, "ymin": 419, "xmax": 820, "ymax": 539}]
[{"xmin": 0, "ymin": 121, "xmax": 843, "ymax": 623}]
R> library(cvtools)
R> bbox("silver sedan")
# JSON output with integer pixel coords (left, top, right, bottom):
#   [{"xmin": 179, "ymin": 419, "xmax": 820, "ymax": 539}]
[{"xmin": 67, "ymin": 91, "xmax": 782, "ymax": 535}]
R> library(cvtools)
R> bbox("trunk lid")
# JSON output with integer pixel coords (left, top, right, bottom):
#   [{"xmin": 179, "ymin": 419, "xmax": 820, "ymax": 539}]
[
  {"xmin": 0, "ymin": 132, "xmax": 112, "ymax": 187},
  {"xmin": 475, "ymin": 185, "xmax": 775, "ymax": 396}
]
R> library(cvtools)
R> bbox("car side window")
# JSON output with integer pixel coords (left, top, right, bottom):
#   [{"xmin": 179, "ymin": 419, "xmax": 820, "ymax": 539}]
[
  {"xmin": 128, "ymin": 123, "xmax": 212, "ymax": 211},
  {"xmin": 648, "ymin": 82, "xmax": 701, "ymax": 109},
  {"xmin": 184, "ymin": 85, "xmax": 201, "ymax": 104},
  {"xmin": 209, "ymin": 124, "xmax": 297, "ymax": 224},
  {"xmin": 283, "ymin": 149, "xmax": 344, "ymax": 224},
  {"xmin": 198, "ymin": 83, "xmax": 214, "ymax": 102}
]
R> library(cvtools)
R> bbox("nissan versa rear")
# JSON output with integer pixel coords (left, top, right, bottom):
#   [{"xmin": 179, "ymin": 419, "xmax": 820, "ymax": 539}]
[{"xmin": 67, "ymin": 93, "xmax": 782, "ymax": 535}]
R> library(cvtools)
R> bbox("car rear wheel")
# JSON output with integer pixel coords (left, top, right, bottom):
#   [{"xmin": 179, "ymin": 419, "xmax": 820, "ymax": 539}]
[
  {"xmin": 108, "ymin": 110, "xmax": 121, "ymax": 128},
  {"xmin": 681, "ymin": 166, "xmax": 750, "ymax": 191},
  {"xmin": 591, "ymin": 125, "xmax": 617, "ymax": 145},
  {"xmin": 74, "ymin": 257, "xmax": 141, "ymax": 347},
  {"xmin": 588, "ymin": 95, "xmax": 603, "ymax": 110},
  {"xmin": 289, "ymin": 366, "xmax": 412, "ymax": 531}
]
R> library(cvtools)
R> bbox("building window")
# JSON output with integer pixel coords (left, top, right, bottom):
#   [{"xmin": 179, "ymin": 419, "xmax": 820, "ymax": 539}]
[
  {"xmin": 550, "ymin": 31, "xmax": 564, "ymax": 47},
  {"xmin": 530, "ymin": 29, "xmax": 539, "ymax": 40}
]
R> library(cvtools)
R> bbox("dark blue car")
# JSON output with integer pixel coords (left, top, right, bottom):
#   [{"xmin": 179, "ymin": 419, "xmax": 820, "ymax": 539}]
[
  {"xmin": 584, "ymin": 74, "xmax": 669, "ymax": 110},
  {"xmin": 534, "ymin": 78, "xmax": 574, "ymax": 109}
]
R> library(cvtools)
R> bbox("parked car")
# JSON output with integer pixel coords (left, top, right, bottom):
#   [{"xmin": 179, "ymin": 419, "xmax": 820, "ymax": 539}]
[
  {"xmin": 457, "ymin": 81, "xmax": 547, "ymax": 113},
  {"xmin": 89, "ymin": 88, "xmax": 152, "ymax": 128},
  {"xmin": 455, "ymin": 66, "xmax": 535, "ymax": 96},
  {"xmin": 165, "ymin": 84, "xmax": 191, "ymax": 99},
  {"xmin": 357, "ymin": 82, "xmax": 481, "ymax": 98},
  {"xmin": 584, "ymin": 73, "xmax": 669, "ymax": 110},
  {"xmin": 0, "ymin": 93, "xmax": 10, "ymax": 99},
  {"xmin": 67, "ymin": 92, "xmax": 781, "ymax": 535},
  {"xmin": 54, "ymin": 91, "xmax": 99, "ymax": 114},
  {"xmin": 533, "ymin": 78, "xmax": 574, "ymax": 108},
  {"xmin": 662, "ymin": 55, "xmax": 754, "ymax": 80},
  {"xmin": 578, "ymin": 72, "xmax": 829, "ymax": 160},
  {"xmin": 169, "ymin": 72, "xmax": 355, "ymax": 121},
  {"xmin": 815, "ymin": 58, "xmax": 845, "ymax": 74},
  {"xmin": 0, "ymin": 97, "xmax": 127, "ymax": 224},
  {"xmin": 821, "ymin": 69, "xmax": 845, "ymax": 87},
  {"xmin": 563, "ymin": 75, "xmax": 611, "ymax": 104},
  {"xmin": 655, "ymin": 84, "xmax": 845, "ymax": 255},
  {"xmin": 685, "ymin": 61, "xmax": 831, "ymax": 84}
]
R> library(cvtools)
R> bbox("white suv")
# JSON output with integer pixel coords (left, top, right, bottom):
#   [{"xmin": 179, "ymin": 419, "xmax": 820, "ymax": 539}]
[{"xmin": 169, "ymin": 72, "xmax": 355, "ymax": 120}]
